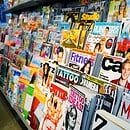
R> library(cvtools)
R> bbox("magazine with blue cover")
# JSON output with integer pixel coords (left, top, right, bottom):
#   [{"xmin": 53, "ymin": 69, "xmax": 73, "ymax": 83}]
[{"xmin": 92, "ymin": 21, "xmax": 121, "ymax": 37}]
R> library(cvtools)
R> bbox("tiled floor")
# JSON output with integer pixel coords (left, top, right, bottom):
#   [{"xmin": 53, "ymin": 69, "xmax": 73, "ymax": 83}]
[{"xmin": 0, "ymin": 92, "xmax": 27, "ymax": 130}]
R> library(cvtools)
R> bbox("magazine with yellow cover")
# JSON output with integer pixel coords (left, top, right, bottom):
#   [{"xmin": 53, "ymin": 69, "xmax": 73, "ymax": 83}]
[{"xmin": 60, "ymin": 29, "xmax": 81, "ymax": 48}]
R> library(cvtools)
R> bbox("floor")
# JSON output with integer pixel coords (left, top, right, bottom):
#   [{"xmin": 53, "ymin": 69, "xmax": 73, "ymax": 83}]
[{"xmin": 0, "ymin": 91, "xmax": 27, "ymax": 130}]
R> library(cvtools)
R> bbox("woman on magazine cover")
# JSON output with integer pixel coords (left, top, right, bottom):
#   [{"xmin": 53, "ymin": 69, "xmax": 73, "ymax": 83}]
[
  {"xmin": 80, "ymin": 60, "xmax": 91, "ymax": 75},
  {"xmin": 112, "ymin": 0, "xmax": 127, "ymax": 22},
  {"xmin": 63, "ymin": 105, "xmax": 77, "ymax": 130}
]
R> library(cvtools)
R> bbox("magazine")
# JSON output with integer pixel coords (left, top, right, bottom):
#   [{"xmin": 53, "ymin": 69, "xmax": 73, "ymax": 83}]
[
  {"xmin": 19, "ymin": 65, "xmax": 35, "ymax": 85},
  {"xmin": 92, "ymin": 109, "xmax": 130, "ymax": 130},
  {"xmin": 84, "ymin": 34, "xmax": 116, "ymax": 55},
  {"xmin": 6, "ymin": 65, "xmax": 21, "ymax": 105},
  {"xmin": 54, "ymin": 65, "xmax": 82, "ymax": 87},
  {"xmin": 75, "ymin": 85, "xmax": 99, "ymax": 130},
  {"xmin": 40, "ymin": 43, "xmax": 53, "ymax": 59},
  {"xmin": 107, "ymin": 0, "xmax": 130, "ymax": 22},
  {"xmin": 114, "ymin": 18, "xmax": 130, "ymax": 58},
  {"xmin": 82, "ymin": 74, "xmax": 117, "ymax": 113},
  {"xmin": 92, "ymin": 54, "xmax": 126, "ymax": 82},
  {"xmin": 57, "ymin": 22, "xmax": 71, "ymax": 33},
  {"xmin": 118, "ymin": 92, "xmax": 130, "ymax": 123},
  {"xmin": 29, "ymin": 86, "xmax": 50, "ymax": 130},
  {"xmin": 62, "ymin": 85, "xmax": 86, "ymax": 130},
  {"xmin": 40, "ymin": 82, "xmax": 68, "ymax": 130},
  {"xmin": 92, "ymin": 21, "xmax": 121, "ymax": 37},
  {"xmin": 51, "ymin": 45, "xmax": 70, "ymax": 65},
  {"xmin": 60, "ymin": 29, "xmax": 81, "ymax": 48},
  {"xmin": 67, "ymin": 49, "xmax": 96, "ymax": 75},
  {"xmin": 84, "ymin": 0, "xmax": 110, "ymax": 21}
]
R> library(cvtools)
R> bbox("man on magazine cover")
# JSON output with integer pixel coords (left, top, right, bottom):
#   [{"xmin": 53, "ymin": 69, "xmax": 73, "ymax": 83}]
[{"xmin": 111, "ymin": 59, "xmax": 130, "ymax": 90}]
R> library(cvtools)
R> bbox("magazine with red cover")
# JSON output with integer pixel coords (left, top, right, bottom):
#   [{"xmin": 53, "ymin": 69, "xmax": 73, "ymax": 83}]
[
  {"xmin": 40, "ymin": 82, "xmax": 68, "ymax": 130},
  {"xmin": 114, "ymin": 18, "xmax": 130, "ymax": 58}
]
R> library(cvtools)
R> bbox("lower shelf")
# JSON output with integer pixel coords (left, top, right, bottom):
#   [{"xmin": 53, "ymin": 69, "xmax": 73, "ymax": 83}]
[{"xmin": 0, "ymin": 86, "xmax": 32, "ymax": 130}]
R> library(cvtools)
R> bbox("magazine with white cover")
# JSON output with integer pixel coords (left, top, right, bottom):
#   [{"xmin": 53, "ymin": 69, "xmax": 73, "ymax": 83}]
[
  {"xmin": 118, "ymin": 92, "xmax": 130, "ymax": 123},
  {"xmin": 62, "ymin": 85, "xmax": 86, "ymax": 130},
  {"xmin": 92, "ymin": 110, "xmax": 130, "ymax": 130}
]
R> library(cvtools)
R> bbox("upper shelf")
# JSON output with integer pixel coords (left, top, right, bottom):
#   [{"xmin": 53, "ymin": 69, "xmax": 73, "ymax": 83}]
[
  {"xmin": 4, "ymin": 0, "xmax": 79, "ymax": 14},
  {"xmin": 5, "ymin": 0, "xmax": 42, "ymax": 13}
]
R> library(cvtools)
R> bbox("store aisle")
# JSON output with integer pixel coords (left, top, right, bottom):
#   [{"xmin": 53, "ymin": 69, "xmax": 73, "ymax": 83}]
[{"xmin": 0, "ymin": 92, "xmax": 27, "ymax": 130}]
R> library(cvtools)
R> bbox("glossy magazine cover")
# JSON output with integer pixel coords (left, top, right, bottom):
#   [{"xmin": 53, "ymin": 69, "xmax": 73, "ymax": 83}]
[
  {"xmin": 115, "ymin": 18, "xmax": 130, "ymax": 58},
  {"xmin": 92, "ymin": 21, "xmax": 121, "ymax": 37},
  {"xmin": 107, "ymin": 0, "xmax": 130, "ymax": 22},
  {"xmin": 40, "ymin": 82, "xmax": 68, "ymax": 130},
  {"xmin": 60, "ymin": 29, "xmax": 81, "ymax": 48},
  {"xmin": 84, "ymin": 34, "xmax": 116, "ymax": 55},
  {"xmin": 67, "ymin": 49, "xmax": 96, "ymax": 75},
  {"xmin": 62, "ymin": 85, "xmax": 85, "ymax": 130},
  {"xmin": 92, "ymin": 54, "xmax": 130, "ymax": 90},
  {"xmin": 54, "ymin": 65, "xmax": 82, "ymax": 87}
]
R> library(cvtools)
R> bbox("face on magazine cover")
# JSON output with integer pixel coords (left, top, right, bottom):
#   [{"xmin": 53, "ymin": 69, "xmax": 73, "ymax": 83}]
[
  {"xmin": 121, "ymin": 61, "xmax": 130, "ymax": 80},
  {"xmin": 94, "ymin": 43, "xmax": 101, "ymax": 53},
  {"xmin": 80, "ymin": 60, "xmax": 91, "ymax": 75},
  {"xmin": 56, "ymin": 46, "xmax": 64, "ymax": 64},
  {"xmin": 65, "ymin": 105, "xmax": 77, "ymax": 130}
]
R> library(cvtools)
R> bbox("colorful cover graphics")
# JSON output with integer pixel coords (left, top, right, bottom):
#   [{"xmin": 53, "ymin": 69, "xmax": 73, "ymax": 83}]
[
  {"xmin": 47, "ymin": 31, "xmax": 61, "ymax": 44},
  {"xmin": 37, "ymin": 29, "xmax": 50, "ymax": 43},
  {"xmin": 20, "ymin": 84, "xmax": 35, "ymax": 121},
  {"xmin": 63, "ymin": 11, "xmax": 80, "ymax": 23},
  {"xmin": 40, "ymin": 82, "xmax": 68, "ymax": 130},
  {"xmin": 62, "ymin": 85, "xmax": 85, "ymax": 130},
  {"xmin": 51, "ymin": 45, "xmax": 70, "ymax": 65},
  {"xmin": 30, "ymin": 59, "xmax": 56, "ymax": 90},
  {"xmin": 92, "ymin": 21, "xmax": 121, "ymax": 37},
  {"xmin": 6, "ymin": 65, "xmax": 21, "ymax": 105},
  {"xmin": 19, "ymin": 65, "xmax": 35, "ymax": 85},
  {"xmin": 115, "ymin": 18, "xmax": 130, "ymax": 58},
  {"xmin": 92, "ymin": 110, "xmax": 130, "ymax": 130},
  {"xmin": 84, "ymin": 0, "xmax": 110, "ymax": 22},
  {"xmin": 60, "ymin": 29, "xmax": 81, "ymax": 48},
  {"xmin": 29, "ymin": 86, "xmax": 49, "ymax": 130},
  {"xmin": 67, "ymin": 49, "xmax": 96, "ymax": 75},
  {"xmin": 54, "ymin": 65, "xmax": 82, "ymax": 87},
  {"xmin": 40, "ymin": 43, "xmax": 53, "ymax": 59},
  {"xmin": 107, "ymin": 0, "xmax": 130, "ymax": 22},
  {"xmin": 57, "ymin": 22, "xmax": 71, "ymax": 33},
  {"xmin": 84, "ymin": 34, "xmax": 116, "ymax": 55}
]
